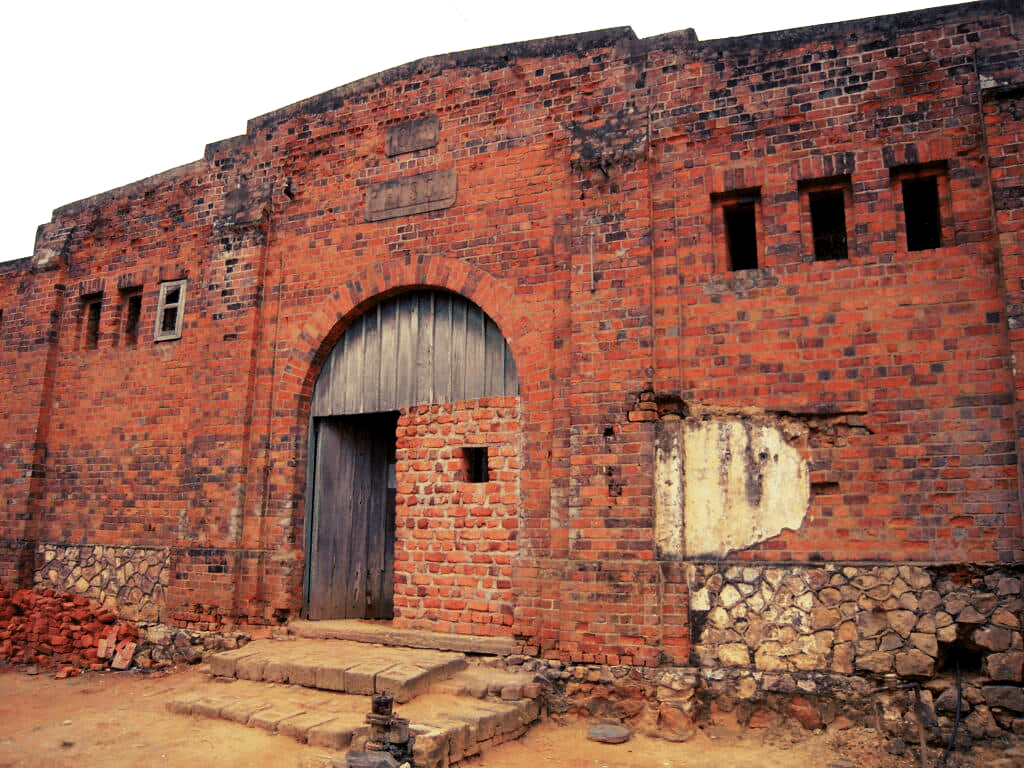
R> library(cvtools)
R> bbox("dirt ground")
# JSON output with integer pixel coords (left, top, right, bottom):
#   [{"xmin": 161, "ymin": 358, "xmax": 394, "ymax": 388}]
[{"xmin": 0, "ymin": 664, "xmax": 1018, "ymax": 768}]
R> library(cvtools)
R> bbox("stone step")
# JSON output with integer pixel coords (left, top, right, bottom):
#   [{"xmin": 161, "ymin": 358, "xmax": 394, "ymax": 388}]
[
  {"xmin": 166, "ymin": 674, "xmax": 542, "ymax": 768},
  {"xmin": 208, "ymin": 637, "xmax": 468, "ymax": 702},
  {"xmin": 288, "ymin": 619, "xmax": 515, "ymax": 657}
]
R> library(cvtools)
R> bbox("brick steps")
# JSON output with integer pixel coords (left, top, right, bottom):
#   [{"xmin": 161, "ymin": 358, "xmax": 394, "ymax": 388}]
[
  {"xmin": 288, "ymin": 619, "xmax": 515, "ymax": 657},
  {"xmin": 208, "ymin": 637, "xmax": 468, "ymax": 702},
  {"xmin": 167, "ymin": 637, "xmax": 542, "ymax": 768}
]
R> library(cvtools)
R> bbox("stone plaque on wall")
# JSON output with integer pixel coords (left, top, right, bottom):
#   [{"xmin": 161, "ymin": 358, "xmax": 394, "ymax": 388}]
[
  {"xmin": 385, "ymin": 116, "xmax": 439, "ymax": 157},
  {"xmin": 364, "ymin": 167, "xmax": 457, "ymax": 222}
]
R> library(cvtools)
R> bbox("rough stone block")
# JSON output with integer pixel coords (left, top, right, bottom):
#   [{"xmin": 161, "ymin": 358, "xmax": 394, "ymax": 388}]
[
  {"xmin": 278, "ymin": 711, "xmax": 338, "ymax": 742},
  {"xmin": 376, "ymin": 663, "xmax": 431, "ymax": 702},
  {"xmin": 208, "ymin": 646, "xmax": 257, "ymax": 678},
  {"xmin": 191, "ymin": 697, "xmax": 228, "ymax": 719},
  {"xmin": 345, "ymin": 661, "xmax": 394, "ymax": 695},
  {"xmin": 984, "ymin": 686, "xmax": 1024, "ymax": 713},
  {"xmin": 263, "ymin": 660, "xmax": 290, "ymax": 684},
  {"xmin": 249, "ymin": 707, "xmax": 308, "ymax": 732},
  {"xmin": 284, "ymin": 659, "xmax": 319, "ymax": 688},
  {"xmin": 235, "ymin": 654, "xmax": 269, "ymax": 681},
  {"xmin": 316, "ymin": 664, "xmax": 348, "ymax": 692},
  {"xmin": 307, "ymin": 719, "xmax": 356, "ymax": 750},
  {"xmin": 221, "ymin": 700, "xmax": 270, "ymax": 724},
  {"xmin": 987, "ymin": 651, "xmax": 1024, "ymax": 682}
]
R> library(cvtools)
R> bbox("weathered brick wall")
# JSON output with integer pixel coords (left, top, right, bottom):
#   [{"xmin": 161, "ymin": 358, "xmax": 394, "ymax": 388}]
[
  {"xmin": 394, "ymin": 398, "xmax": 520, "ymax": 636},
  {"xmin": 646, "ymin": 4, "xmax": 1022, "ymax": 564},
  {"xmin": 0, "ymin": 3, "xmax": 1021, "ymax": 669}
]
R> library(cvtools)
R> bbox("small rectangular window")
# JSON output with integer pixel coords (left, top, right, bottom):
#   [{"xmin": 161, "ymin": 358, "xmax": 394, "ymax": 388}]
[
  {"xmin": 714, "ymin": 190, "xmax": 761, "ymax": 272},
  {"xmin": 82, "ymin": 293, "xmax": 103, "ymax": 350},
  {"xmin": 892, "ymin": 163, "xmax": 949, "ymax": 252},
  {"xmin": 155, "ymin": 280, "xmax": 187, "ymax": 342},
  {"xmin": 122, "ymin": 290, "xmax": 143, "ymax": 346},
  {"xmin": 901, "ymin": 176, "xmax": 941, "ymax": 251},
  {"xmin": 462, "ymin": 446, "xmax": 489, "ymax": 483},
  {"xmin": 809, "ymin": 189, "xmax": 848, "ymax": 261},
  {"xmin": 801, "ymin": 178, "xmax": 852, "ymax": 262}
]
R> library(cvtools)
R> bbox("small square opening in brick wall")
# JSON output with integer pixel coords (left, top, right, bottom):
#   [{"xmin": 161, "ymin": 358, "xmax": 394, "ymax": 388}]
[
  {"xmin": 892, "ymin": 162, "xmax": 950, "ymax": 253},
  {"xmin": 713, "ymin": 189, "xmax": 761, "ymax": 272},
  {"xmin": 808, "ymin": 187, "xmax": 849, "ymax": 261},
  {"xmin": 462, "ymin": 446, "xmax": 489, "ymax": 483},
  {"xmin": 121, "ymin": 289, "xmax": 143, "ymax": 346},
  {"xmin": 81, "ymin": 292, "xmax": 103, "ymax": 350},
  {"xmin": 901, "ymin": 176, "xmax": 941, "ymax": 251}
]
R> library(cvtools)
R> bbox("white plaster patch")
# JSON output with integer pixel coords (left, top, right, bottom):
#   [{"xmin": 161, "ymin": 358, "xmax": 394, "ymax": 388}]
[
  {"xmin": 654, "ymin": 422, "xmax": 683, "ymax": 557},
  {"xmin": 683, "ymin": 419, "xmax": 808, "ymax": 558}
]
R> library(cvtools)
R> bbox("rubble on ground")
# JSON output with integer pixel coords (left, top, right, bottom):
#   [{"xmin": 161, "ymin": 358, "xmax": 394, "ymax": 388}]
[{"xmin": 0, "ymin": 584, "xmax": 250, "ymax": 676}]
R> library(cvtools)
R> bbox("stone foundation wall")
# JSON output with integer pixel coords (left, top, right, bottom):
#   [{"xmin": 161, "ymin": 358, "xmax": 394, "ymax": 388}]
[
  {"xmin": 33, "ymin": 544, "xmax": 169, "ymax": 623},
  {"xmin": 689, "ymin": 563, "xmax": 1023, "ymax": 683}
]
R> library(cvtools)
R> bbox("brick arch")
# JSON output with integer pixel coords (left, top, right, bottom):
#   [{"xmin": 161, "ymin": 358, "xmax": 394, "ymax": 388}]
[
  {"xmin": 287, "ymin": 254, "xmax": 552, "ymax": 627},
  {"xmin": 291, "ymin": 253, "xmax": 545, "ymax": 406},
  {"xmin": 277, "ymin": 250, "xmax": 553, "ymax": 551}
]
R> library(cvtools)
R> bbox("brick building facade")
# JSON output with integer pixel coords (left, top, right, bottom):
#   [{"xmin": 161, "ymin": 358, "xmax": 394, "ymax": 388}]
[{"xmin": 2, "ymin": 0, "xmax": 1023, "ymax": 686}]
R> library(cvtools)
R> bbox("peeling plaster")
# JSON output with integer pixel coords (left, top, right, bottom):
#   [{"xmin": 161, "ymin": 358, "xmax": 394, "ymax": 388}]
[
  {"xmin": 654, "ymin": 416, "xmax": 683, "ymax": 558},
  {"xmin": 684, "ymin": 419, "xmax": 808, "ymax": 557},
  {"xmin": 655, "ymin": 415, "xmax": 810, "ymax": 559}
]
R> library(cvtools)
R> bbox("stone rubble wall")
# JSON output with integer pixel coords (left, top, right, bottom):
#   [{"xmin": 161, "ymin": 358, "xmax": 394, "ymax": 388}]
[
  {"xmin": 33, "ymin": 544, "xmax": 169, "ymax": 623},
  {"xmin": 689, "ymin": 563, "xmax": 1022, "ymax": 683},
  {"xmin": 505, "ymin": 562, "xmax": 1024, "ymax": 747}
]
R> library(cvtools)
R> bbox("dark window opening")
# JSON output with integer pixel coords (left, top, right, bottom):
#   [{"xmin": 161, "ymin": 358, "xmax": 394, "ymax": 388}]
[
  {"xmin": 463, "ymin": 446, "xmax": 489, "ymax": 483},
  {"xmin": 809, "ymin": 189, "xmax": 848, "ymax": 261},
  {"xmin": 123, "ymin": 292, "xmax": 142, "ymax": 345},
  {"xmin": 902, "ymin": 175, "xmax": 942, "ymax": 251},
  {"xmin": 83, "ymin": 294, "xmax": 102, "ymax": 350},
  {"xmin": 936, "ymin": 641, "xmax": 983, "ymax": 674},
  {"xmin": 723, "ymin": 200, "xmax": 758, "ymax": 271}
]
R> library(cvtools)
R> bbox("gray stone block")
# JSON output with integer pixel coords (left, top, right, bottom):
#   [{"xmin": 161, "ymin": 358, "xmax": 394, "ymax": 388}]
[
  {"xmin": 308, "ymin": 719, "xmax": 356, "ymax": 750},
  {"xmin": 249, "ymin": 707, "xmax": 307, "ymax": 732},
  {"xmin": 316, "ymin": 664, "xmax": 348, "ymax": 692}
]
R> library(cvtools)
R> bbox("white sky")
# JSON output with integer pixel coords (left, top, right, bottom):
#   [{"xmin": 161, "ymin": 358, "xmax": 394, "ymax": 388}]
[{"xmin": 1, "ymin": 0, "xmax": 966, "ymax": 261}]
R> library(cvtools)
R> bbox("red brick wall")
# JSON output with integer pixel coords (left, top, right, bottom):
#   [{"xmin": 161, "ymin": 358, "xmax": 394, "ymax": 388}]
[
  {"xmin": 0, "ymin": 3, "xmax": 1021, "ymax": 661},
  {"xmin": 393, "ymin": 398, "xmax": 520, "ymax": 636}
]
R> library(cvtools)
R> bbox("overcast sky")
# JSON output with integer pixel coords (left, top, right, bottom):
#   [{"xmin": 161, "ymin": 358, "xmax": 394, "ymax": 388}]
[{"xmin": 1, "ymin": 0, "xmax": 966, "ymax": 260}]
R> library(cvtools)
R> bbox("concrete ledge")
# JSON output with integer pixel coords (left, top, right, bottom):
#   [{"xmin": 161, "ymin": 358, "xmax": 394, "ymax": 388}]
[{"xmin": 289, "ymin": 620, "xmax": 514, "ymax": 657}]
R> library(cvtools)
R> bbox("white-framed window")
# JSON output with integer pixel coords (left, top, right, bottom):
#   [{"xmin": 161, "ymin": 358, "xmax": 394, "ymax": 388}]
[{"xmin": 154, "ymin": 280, "xmax": 187, "ymax": 342}]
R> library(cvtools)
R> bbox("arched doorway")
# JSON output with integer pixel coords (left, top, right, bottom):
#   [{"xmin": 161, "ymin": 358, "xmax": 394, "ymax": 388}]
[{"xmin": 305, "ymin": 290, "xmax": 517, "ymax": 620}]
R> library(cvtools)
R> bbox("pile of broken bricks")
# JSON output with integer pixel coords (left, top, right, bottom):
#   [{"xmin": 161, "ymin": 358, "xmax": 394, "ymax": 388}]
[{"xmin": 0, "ymin": 585, "xmax": 140, "ymax": 677}]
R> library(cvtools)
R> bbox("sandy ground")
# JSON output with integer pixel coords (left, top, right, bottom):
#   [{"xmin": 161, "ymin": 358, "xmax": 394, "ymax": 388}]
[{"xmin": 0, "ymin": 664, "xmax": 1017, "ymax": 768}]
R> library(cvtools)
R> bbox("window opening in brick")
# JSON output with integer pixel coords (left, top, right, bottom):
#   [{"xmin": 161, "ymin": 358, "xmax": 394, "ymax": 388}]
[
  {"xmin": 463, "ymin": 446, "xmax": 489, "ymax": 483},
  {"xmin": 155, "ymin": 279, "xmax": 187, "ymax": 342},
  {"xmin": 722, "ymin": 198, "xmax": 758, "ymax": 271},
  {"xmin": 82, "ymin": 293, "xmax": 102, "ymax": 350},
  {"xmin": 809, "ymin": 188, "xmax": 848, "ymax": 261},
  {"xmin": 901, "ymin": 175, "xmax": 942, "ymax": 251},
  {"xmin": 122, "ymin": 291, "xmax": 142, "ymax": 346}
]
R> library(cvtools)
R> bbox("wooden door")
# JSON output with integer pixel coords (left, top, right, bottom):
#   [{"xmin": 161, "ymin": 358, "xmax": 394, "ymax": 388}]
[{"xmin": 307, "ymin": 412, "xmax": 398, "ymax": 619}]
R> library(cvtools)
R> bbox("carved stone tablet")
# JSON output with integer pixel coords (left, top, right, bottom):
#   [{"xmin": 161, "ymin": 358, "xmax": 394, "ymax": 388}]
[
  {"xmin": 365, "ymin": 168, "xmax": 457, "ymax": 222},
  {"xmin": 385, "ymin": 116, "xmax": 439, "ymax": 157}
]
